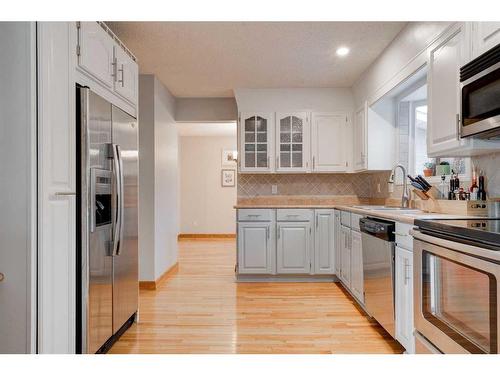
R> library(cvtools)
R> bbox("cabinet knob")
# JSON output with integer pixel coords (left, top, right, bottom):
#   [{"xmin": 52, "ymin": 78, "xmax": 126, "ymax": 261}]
[{"xmin": 0, "ymin": 273, "xmax": 4, "ymax": 282}]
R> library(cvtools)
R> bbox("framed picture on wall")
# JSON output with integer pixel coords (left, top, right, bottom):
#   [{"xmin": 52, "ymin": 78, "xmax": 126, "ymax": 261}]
[
  {"xmin": 221, "ymin": 169, "xmax": 235, "ymax": 187},
  {"xmin": 221, "ymin": 149, "xmax": 238, "ymax": 167}
]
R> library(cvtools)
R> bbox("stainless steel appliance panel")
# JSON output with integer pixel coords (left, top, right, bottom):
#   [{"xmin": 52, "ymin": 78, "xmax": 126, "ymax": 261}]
[
  {"xmin": 414, "ymin": 235, "xmax": 500, "ymax": 354},
  {"xmin": 81, "ymin": 88, "xmax": 114, "ymax": 353},
  {"xmin": 460, "ymin": 46, "xmax": 500, "ymax": 138},
  {"xmin": 111, "ymin": 105, "xmax": 139, "ymax": 333},
  {"xmin": 362, "ymin": 232, "xmax": 395, "ymax": 337}
]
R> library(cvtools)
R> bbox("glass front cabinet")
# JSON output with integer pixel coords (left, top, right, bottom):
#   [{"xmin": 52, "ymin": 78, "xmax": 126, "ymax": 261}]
[
  {"xmin": 239, "ymin": 112, "xmax": 274, "ymax": 172},
  {"xmin": 238, "ymin": 111, "xmax": 312, "ymax": 173},
  {"xmin": 275, "ymin": 112, "xmax": 310, "ymax": 172}
]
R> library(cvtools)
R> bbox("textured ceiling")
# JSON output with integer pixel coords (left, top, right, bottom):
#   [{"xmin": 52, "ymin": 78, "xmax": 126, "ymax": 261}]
[{"xmin": 108, "ymin": 22, "xmax": 407, "ymax": 98}]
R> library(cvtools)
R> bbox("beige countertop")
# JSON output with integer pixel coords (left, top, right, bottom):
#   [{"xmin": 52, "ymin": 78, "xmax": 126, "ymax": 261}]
[{"xmin": 235, "ymin": 196, "xmax": 484, "ymax": 224}]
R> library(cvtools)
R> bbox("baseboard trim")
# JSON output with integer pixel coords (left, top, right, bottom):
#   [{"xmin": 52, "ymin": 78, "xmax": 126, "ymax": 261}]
[
  {"xmin": 139, "ymin": 263, "xmax": 179, "ymax": 290},
  {"xmin": 178, "ymin": 233, "xmax": 236, "ymax": 240}
]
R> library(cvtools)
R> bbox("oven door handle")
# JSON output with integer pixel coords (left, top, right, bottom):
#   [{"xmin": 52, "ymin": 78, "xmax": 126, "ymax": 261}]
[{"xmin": 411, "ymin": 229, "xmax": 500, "ymax": 264}]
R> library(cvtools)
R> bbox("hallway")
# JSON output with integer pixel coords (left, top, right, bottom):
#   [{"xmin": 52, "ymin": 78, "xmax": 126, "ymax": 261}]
[{"xmin": 110, "ymin": 239, "xmax": 403, "ymax": 354}]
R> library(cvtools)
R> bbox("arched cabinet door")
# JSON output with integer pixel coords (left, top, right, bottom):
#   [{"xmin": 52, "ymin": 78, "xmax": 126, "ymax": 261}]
[
  {"xmin": 275, "ymin": 112, "xmax": 310, "ymax": 173},
  {"xmin": 239, "ymin": 112, "xmax": 274, "ymax": 173}
]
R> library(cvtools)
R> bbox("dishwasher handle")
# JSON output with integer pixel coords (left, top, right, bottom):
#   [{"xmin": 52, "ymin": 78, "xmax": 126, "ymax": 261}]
[{"xmin": 359, "ymin": 217, "xmax": 395, "ymax": 241}]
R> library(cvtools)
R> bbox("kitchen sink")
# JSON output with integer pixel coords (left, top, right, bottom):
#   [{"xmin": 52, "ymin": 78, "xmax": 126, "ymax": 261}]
[{"xmin": 353, "ymin": 205, "xmax": 421, "ymax": 213}]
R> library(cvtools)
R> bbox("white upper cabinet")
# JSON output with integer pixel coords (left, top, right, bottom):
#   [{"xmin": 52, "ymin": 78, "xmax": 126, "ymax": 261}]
[
  {"xmin": 76, "ymin": 22, "xmax": 138, "ymax": 113},
  {"xmin": 239, "ymin": 112, "xmax": 274, "ymax": 172},
  {"xmin": 471, "ymin": 22, "xmax": 500, "ymax": 58},
  {"xmin": 353, "ymin": 104, "xmax": 367, "ymax": 171},
  {"xmin": 427, "ymin": 23, "xmax": 498, "ymax": 157},
  {"xmin": 77, "ymin": 22, "xmax": 115, "ymax": 89},
  {"xmin": 276, "ymin": 112, "xmax": 310, "ymax": 172},
  {"xmin": 427, "ymin": 24, "xmax": 468, "ymax": 156},
  {"xmin": 113, "ymin": 45, "xmax": 138, "ymax": 105},
  {"xmin": 311, "ymin": 112, "xmax": 348, "ymax": 172}
]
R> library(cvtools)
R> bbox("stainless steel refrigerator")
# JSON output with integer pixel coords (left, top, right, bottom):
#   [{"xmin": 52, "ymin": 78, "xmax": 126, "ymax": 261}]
[{"xmin": 76, "ymin": 86, "xmax": 138, "ymax": 354}]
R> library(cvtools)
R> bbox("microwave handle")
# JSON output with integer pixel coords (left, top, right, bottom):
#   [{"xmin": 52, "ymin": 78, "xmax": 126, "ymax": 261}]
[{"xmin": 456, "ymin": 113, "xmax": 461, "ymax": 140}]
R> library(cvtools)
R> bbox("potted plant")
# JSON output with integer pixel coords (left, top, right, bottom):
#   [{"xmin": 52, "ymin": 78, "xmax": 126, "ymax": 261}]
[
  {"xmin": 435, "ymin": 161, "xmax": 451, "ymax": 176},
  {"xmin": 423, "ymin": 161, "xmax": 435, "ymax": 177}
]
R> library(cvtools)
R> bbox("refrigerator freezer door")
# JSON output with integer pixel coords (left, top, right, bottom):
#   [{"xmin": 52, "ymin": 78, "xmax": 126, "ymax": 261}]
[
  {"xmin": 111, "ymin": 105, "xmax": 139, "ymax": 333},
  {"xmin": 81, "ymin": 88, "xmax": 114, "ymax": 353}
]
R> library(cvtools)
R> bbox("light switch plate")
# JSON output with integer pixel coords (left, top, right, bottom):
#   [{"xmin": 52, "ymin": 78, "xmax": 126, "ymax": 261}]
[{"xmin": 271, "ymin": 184, "xmax": 278, "ymax": 195}]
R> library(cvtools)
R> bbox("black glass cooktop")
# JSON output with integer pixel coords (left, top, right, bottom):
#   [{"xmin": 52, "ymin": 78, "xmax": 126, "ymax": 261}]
[{"xmin": 415, "ymin": 218, "xmax": 500, "ymax": 250}]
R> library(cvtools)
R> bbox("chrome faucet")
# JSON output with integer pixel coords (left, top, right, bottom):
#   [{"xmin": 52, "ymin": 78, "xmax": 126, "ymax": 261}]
[{"xmin": 388, "ymin": 164, "xmax": 410, "ymax": 208}]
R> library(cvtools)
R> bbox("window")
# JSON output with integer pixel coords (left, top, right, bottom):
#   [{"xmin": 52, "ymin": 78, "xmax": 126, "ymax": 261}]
[{"xmin": 396, "ymin": 81, "xmax": 469, "ymax": 184}]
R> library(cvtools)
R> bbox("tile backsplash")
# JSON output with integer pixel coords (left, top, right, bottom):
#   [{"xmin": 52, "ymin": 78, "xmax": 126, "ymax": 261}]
[
  {"xmin": 238, "ymin": 172, "xmax": 391, "ymax": 198},
  {"xmin": 472, "ymin": 152, "xmax": 500, "ymax": 198}
]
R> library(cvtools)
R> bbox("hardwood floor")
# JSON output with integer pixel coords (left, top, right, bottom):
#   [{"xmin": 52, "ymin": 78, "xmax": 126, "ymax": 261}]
[{"xmin": 109, "ymin": 239, "xmax": 404, "ymax": 354}]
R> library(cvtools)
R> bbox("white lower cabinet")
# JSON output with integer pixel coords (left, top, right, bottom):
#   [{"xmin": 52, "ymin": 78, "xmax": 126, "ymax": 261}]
[
  {"xmin": 314, "ymin": 210, "xmax": 335, "ymax": 274},
  {"xmin": 334, "ymin": 210, "xmax": 342, "ymax": 276},
  {"xmin": 395, "ymin": 245, "xmax": 415, "ymax": 353},
  {"xmin": 277, "ymin": 222, "xmax": 312, "ymax": 274},
  {"xmin": 350, "ymin": 229, "xmax": 364, "ymax": 303},
  {"xmin": 339, "ymin": 225, "xmax": 351, "ymax": 287},
  {"xmin": 238, "ymin": 222, "xmax": 275, "ymax": 274}
]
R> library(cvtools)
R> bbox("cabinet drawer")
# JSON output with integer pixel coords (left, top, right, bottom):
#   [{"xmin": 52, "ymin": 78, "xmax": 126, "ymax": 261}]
[
  {"xmin": 341, "ymin": 211, "xmax": 351, "ymax": 227},
  {"xmin": 276, "ymin": 209, "xmax": 313, "ymax": 222},
  {"xmin": 238, "ymin": 209, "xmax": 274, "ymax": 222},
  {"xmin": 351, "ymin": 213, "xmax": 363, "ymax": 231},
  {"xmin": 395, "ymin": 222, "xmax": 414, "ymax": 251}
]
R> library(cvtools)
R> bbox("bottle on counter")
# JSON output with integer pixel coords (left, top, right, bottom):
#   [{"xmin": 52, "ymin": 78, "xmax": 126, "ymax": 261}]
[
  {"xmin": 439, "ymin": 175, "xmax": 449, "ymax": 199},
  {"xmin": 478, "ymin": 173, "xmax": 487, "ymax": 201},
  {"xmin": 470, "ymin": 168, "xmax": 478, "ymax": 193}
]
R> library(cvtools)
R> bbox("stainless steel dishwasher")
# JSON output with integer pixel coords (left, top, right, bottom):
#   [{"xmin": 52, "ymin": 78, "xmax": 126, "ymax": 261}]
[{"xmin": 359, "ymin": 217, "xmax": 396, "ymax": 337}]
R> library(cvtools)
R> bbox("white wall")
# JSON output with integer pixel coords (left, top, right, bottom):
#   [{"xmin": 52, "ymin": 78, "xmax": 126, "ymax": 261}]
[
  {"xmin": 176, "ymin": 97, "xmax": 238, "ymax": 122},
  {"xmin": 0, "ymin": 22, "xmax": 37, "ymax": 354},
  {"xmin": 139, "ymin": 74, "xmax": 179, "ymax": 281},
  {"xmin": 153, "ymin": 78, "xmax": 179, "ymax": 280},
  {"xmin": 234, "ymin": 88, "xmax": 354, "ymax": 113},
  {"xmin": 352, "ymin": 22, "xmax": 451, "ymax": 108},
  {"xmin": 179, "ymin": 135, "xmax": 237, "ymax": 234}
]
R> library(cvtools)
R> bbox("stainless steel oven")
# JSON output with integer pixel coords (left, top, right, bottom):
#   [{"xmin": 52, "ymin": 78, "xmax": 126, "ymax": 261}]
[
  {"xmin": 412, "ymin": 229, "xmax": 500, "ymax": 354},
  {"xmin": 460, "ymin": 43, "xmax": 500, "ymax": 138}
]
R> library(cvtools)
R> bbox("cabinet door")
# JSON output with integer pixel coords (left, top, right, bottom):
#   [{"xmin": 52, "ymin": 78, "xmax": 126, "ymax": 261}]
[
  {"xmin": 311, "ymin": 113, "xmax": 347, "ymax": 172},
  {"xmin": 114, "ymin": 46, "xmax": 138, "ymax": 105},
  {"xmin": 353, "ymin": 104, "xmax": 367, "ymax": 171},
  {"xmin": 395, "ymin": 246, "xmax": 415, "ymax": 353},
  {"xmin": 238, "ymin": 222, "xmax": 274, "ymax": 274},
  {"xmin": 472, "ymin": 22, "xmax": 500, "ymax": 58},
  {"xmin": 240, "ymin": 112, "xmax": 273, "ymax": 172},
  {"xmin": 277, "ymin": 222, "xmax": 311, "ymax": 274},
  {"xmin": 350, "ymin": 230, "xmax": 364, "ymax": 303},
  {"xmin": 427, "ymin": 24, "xmax": 468, "ymax": 156},
  {"xmin": 334, "ymin": 211, "xmax": 342, "ymax": 276},
  {"xmin": 339, "ymin": 226, "xmax": 351, "ymax": 287},
  {"xmin": 38, "ymin": 22, "xmax": 76, "ymax": 353},
  {"xmin": 276, "ymin": 112, "xmax": 310, "ymax": 172},
  {"xmin": 314, "ymin": 210, "xmax": 334, "ymax": 274},
  {"xmin": 77, "ymin": 22, "xmax": 115, "ymax": 89}
]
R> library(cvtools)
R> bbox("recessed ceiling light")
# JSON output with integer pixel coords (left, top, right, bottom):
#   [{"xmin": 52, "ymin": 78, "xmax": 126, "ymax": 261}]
[{"xmin": 336, "ymin": 47, "xmax": 350, "ymax": 57}]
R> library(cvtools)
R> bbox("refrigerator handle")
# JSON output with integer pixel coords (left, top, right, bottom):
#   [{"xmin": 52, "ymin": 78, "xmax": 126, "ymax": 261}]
[
  {"xmin": 116, "ymin": 144, "xmax": 125, "ymax": 256},
  {"xmin": 112, "ymin": 144, "xmax": 122, "ymax": 256}
]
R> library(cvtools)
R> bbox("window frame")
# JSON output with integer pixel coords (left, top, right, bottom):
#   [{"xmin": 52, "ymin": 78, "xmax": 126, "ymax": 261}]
[{"xmin": 395, "ymin": 83, "xmax": 471, "ymax": 186}]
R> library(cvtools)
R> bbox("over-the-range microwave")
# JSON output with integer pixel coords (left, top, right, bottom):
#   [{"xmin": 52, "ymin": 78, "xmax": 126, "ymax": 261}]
[{"xmin": 460, "ymin": 43, "xmax": 500, "ymax": 139}]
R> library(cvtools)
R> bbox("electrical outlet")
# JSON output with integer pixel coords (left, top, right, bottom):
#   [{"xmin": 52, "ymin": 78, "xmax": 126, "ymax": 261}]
[{"xmin": 271, "ymin": 184, "xmax": 278, "ymax": 195}]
